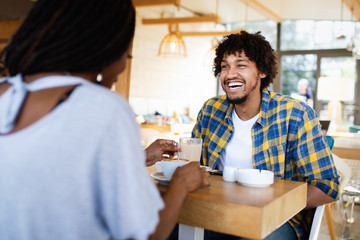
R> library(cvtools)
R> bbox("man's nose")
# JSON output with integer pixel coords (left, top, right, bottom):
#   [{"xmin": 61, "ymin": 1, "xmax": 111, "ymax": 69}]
[{"xmin": 227, "ymin": 66, "xmax": 238, "ymax": 78}]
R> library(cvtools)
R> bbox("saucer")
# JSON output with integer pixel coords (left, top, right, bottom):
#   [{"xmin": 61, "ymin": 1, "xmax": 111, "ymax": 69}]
[
  {"xmin": 151, "ymin": 166, "xmax": 211, "ymax": 186},
  {"xmin": 238, "ymin": 182, "xmax": 272, "ymax": 188},
  {"xmin": 151, "ymin": 172, "xmax": 170, "ymax": 185},
  {"xmin": 201, "ymin": 165, "xmax": 212, "ymax": 172}
]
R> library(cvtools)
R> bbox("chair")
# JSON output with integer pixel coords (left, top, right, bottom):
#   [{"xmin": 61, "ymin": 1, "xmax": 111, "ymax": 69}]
[
  {"xmin": 140, "ymin": 128, "xmax": 163, "ymax": 148},
  {"xmin": 340, "ymin": 160, "xmax": 360, "ymax": 238},
  {"xmin": 309, "ymin": 204, "xmax": 325, "ymax": 240},
  {"xmin": 343, "ymin": 185, "xmax": 360, "ymax": 223},
  {"xmin": 332, "ymin": 154, "xmax": 352, "ymax": 193},
  {"xmin": 325, "ymin": 135, "xmax": 334, "ymax": 150},
  {"xmin": 324, "ymin": 153, "xmax": 352, "ymax": 240}
]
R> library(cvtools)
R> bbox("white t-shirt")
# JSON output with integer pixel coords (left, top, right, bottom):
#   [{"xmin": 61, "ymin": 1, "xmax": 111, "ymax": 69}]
[
  {"xmin": 219, "ymin": 110, "xmax": 259, "ymax": 170},
  {"xmin": 0, "ymin": 75, "xmax": 163, "ymax": 240}
]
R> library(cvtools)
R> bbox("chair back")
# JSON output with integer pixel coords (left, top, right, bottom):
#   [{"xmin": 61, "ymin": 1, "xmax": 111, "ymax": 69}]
[
  {"xmin": 309, "ymin": 204, "xmax": 325, "ymax": 240},
  {"xmin": 140, "ymin": 128, "xmax": 163, "ymax": 148},
  {"xmin": 332, "ymin": 153, "xmax": 352, "ymax": 192},
  {"xmin": 326, "ymin": 135, "xmax": 334, "ymax": 150}
]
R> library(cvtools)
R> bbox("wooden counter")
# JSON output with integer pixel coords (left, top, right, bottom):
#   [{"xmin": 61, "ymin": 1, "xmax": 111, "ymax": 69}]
[
  {"xmin": 141, "ymin": 123, "xmax": 195, "ymax": 134},
  {"xmin": 331, "ymin": 136, "xmax": 360, "ymax": 160}
]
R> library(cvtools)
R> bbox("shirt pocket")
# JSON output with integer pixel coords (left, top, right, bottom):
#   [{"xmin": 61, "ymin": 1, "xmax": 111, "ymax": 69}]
[{"xmin": 264, "ymin": 144, "xmax": 286, "ymax": 178}]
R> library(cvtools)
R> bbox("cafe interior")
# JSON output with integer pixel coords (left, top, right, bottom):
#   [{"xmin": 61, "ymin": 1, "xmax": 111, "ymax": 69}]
[{"xmin": 1, "ymin": 0, "xmax": 360, "ymax": 239}]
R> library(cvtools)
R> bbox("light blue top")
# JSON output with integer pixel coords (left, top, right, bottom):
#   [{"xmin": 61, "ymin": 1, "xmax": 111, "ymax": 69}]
[{"xmin": 0, "ymin": 74, "xmax": 164, "ymax": 240}]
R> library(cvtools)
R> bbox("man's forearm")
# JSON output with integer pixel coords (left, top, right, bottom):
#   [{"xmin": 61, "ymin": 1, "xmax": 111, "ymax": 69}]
[{"xmin": 306, "ymin": 184, "xmax": 336, "ymax": 209}]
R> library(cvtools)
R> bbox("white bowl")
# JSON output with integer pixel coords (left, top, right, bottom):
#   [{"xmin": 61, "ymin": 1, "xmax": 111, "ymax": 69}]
[{"xmin": 235, "ymin": 169, "xmax": 274, "ymax": 187}]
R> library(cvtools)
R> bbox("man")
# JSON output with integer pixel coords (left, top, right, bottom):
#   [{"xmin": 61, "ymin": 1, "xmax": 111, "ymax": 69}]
[
  {"xmin": 192, "ymin": 31, "xmax": 339, "ymax": 240},
  {"xmin": 291, "ymin": 78, "xmax": 314, "ymax": 108}
]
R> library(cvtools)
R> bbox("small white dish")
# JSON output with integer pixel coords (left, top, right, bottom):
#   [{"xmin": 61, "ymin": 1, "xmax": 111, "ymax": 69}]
[
  {"xmin": 236, "ymin": 169, "xmax": 274, "ymax": 188},
  {"xmin": 223, "ymin": 166, "xmax": 237, "ymax": 182},
  {"xmin": 151, "ymin": 172, "xmax": 170, "ymax": 185}
]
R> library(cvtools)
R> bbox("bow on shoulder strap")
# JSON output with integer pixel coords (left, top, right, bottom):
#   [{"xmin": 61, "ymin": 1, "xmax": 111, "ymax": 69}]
[
  {"xmin": 0, "ymin": 74, "xmax": 28, "ymax": 134},
  {"xmin": 0, "ymin": 74, "xmax": 85, "ymax": 134}
]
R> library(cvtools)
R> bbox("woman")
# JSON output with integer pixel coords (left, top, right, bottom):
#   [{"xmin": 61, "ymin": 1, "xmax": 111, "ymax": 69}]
[{"xmin": 0, "ymin": 0, "xmax": 210, "ymax": 239}]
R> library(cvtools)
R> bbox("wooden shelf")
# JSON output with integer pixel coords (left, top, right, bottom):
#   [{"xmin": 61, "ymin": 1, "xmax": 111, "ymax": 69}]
[{"xmin": 141, "ymin": 123, "xmax": 195, "ymax": 134}]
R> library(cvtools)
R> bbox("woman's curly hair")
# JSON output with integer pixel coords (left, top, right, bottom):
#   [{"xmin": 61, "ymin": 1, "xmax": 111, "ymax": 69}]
[{"xmin": 213, "ymin": 30, "xmax": 278, "ymax": 91}]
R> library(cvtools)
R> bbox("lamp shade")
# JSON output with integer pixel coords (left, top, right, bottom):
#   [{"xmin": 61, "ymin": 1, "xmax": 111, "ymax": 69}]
[
  {"xmin": 158, "ymin": 24, "xmax": 186, "ymax": 57},
  {"xmin": 317, "ymin": 76, "xmax": 354, "ymax": 101}
]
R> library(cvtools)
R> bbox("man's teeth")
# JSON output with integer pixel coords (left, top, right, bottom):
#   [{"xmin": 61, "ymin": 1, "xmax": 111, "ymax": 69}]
[{"xmin": 228, "ymin": 82, "xmax": 243, "ymax": 88}]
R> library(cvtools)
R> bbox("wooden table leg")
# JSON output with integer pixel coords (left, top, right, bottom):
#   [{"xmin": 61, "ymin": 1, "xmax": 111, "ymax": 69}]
[
  {"xmin": 179, "ymin": 224, "xmax": 204, "ymax": 240},
  {"xmin": 325, "ymin": 204, "xmax": 337, "ymax": 240}
]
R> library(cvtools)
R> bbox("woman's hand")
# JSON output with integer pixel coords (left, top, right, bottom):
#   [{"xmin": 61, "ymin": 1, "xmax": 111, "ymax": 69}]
[
  {"xmin": 170, "ymin": 161, "xmax": 211, "ymax": 193},
  {"xmin": 145, "ymin": 139, "xmax": 179, "ymax": 167}
]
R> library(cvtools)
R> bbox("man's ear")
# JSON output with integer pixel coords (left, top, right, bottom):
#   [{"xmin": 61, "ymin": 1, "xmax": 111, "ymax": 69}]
[{"xmin": 259, "ymin": 72, "xmax": 266, "ymax": 79}]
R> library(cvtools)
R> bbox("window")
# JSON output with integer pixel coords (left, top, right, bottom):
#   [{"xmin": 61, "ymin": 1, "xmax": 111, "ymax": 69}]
[
  {"xmin": 281, "ymin": 20, "xmax": 357, "ymax": 50},
  {"xmin": 230, "ymin": 20, "xmax": 277, "ymax": 50},
  {"xmin": 281, "ymin": 54, "xmax": 317, "ymax": 97},
  {"xmin": 318, "ymin": 57, "xmax": 356, "ymax": 130}
]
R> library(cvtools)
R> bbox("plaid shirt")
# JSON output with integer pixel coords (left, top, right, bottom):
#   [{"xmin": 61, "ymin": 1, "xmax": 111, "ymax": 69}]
[{"xmin": 192, "ymin": 90, "xmax": 340, "ymax": 240}]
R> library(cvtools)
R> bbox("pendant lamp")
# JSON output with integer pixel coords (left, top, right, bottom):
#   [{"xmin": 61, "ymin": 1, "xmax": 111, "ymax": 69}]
[{"xmin": 158, "ymin": 23, "xmax": 186, "ymax": 57}]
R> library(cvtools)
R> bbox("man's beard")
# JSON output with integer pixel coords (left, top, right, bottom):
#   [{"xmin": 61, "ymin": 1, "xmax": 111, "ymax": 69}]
[
  {"xmin": 227, "ymin": 95, "xmax": 247, "ymax": 104},
  {"xmin": 225, "ymin": 73, "xmax": 261, "ymax": 105}
]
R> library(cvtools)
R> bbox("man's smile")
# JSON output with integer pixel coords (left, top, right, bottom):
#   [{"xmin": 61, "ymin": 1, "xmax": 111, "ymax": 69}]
[{"xmin": 225, "ymin": 80, "xmax": 245, "ymax": 92}]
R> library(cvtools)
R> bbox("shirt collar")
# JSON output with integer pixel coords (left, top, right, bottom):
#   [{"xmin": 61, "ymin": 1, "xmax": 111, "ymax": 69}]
[
  {"xmin": 257, "ymin": 89, "xmax": 271, "ymax": 127},
  {"xmin": 222, "ymin": 96, "xmax": 234, "ymax": 124},
  {"xmin": 223, "ymin": 90, "xmax": 270, "ymax": 127}
]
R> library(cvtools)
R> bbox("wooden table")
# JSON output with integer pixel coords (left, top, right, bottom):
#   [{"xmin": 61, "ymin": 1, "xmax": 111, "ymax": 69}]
[
  {"xmin": 155, "ymin": 175, "xmax": 307, "ymax": 240},
  {"xmin": 331, "ymin": 136, "xmax": 360, "ymax": 160}
]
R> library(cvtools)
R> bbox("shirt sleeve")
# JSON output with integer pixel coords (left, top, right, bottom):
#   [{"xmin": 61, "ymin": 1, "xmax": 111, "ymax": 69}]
[
  {"xmin": 192, "ymin": 104, "xmax": 209, "ymax": 166},
  {"xmin": 192, "ymin": 107, "xmax": 203, "ymax": 139},
  {"xmin": 290, "ymin": 105, "xmax": 340, "ymax": 199},
  {"xmin": 95, "ymin": 102, "xmax": 164, "ymax": 240}
]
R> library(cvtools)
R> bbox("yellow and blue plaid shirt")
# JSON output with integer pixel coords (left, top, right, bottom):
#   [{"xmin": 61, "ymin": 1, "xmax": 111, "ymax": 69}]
[{"xmin": 192, "ymin": 90, "xmax": 340, "ymax": 240}]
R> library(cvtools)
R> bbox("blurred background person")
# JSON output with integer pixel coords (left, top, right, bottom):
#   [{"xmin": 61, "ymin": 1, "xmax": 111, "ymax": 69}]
[{"xmin": 291, "ymin": 78, "xmax": 314, "ymax": 108}]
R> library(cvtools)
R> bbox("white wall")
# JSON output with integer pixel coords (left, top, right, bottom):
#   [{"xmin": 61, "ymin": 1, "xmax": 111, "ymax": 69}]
[{"xmin": 129, "ymin": 9, "xmax": 219, "ymax": 118}]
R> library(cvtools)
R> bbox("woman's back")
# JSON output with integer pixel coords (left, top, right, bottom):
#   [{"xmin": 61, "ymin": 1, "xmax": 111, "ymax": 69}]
[{"xmin": 0, "ymin": 75, "xmax": 163, "ymax": 240}]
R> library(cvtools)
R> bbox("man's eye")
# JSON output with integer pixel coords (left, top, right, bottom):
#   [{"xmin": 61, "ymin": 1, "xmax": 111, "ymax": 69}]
[{"xmin": 221, "ymin": 65, "xmax": 228, "ymax": 69}]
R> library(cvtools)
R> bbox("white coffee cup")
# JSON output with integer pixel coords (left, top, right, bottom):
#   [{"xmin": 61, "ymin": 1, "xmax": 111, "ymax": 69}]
[
  {"xmin": 179, "ymin": 137, "xmax": 202, "ymax": 162},
  {"xmin": 223, "ymin": 166, "xmax": 238, "ymax": 182},
  {"xmin": 154, "ymin": 160, "xmax": 189, "ymax": 180}
]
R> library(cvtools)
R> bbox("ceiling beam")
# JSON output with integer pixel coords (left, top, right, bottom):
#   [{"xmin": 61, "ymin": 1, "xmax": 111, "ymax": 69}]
[
  {"xmin": 133, "ymin": 0, "xmax": 180, "ymax": 7},
  {"xmin": 179, "ymin": 30, "xmax": 242, "ymax": 37},
  {"xmin": 142, "ymin": 14, "xmax": 220, "ymax": 24},
  {"xmin": 344, "ymin": 0, "xmax": 360, "ymax": 21},
  {"xmin": 0, "ymin": 19, "xmax": 22, "ymax": 39},
  {"xmin": 238, "ymin": 0, "xmax": 282, "ymax": 23}
]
